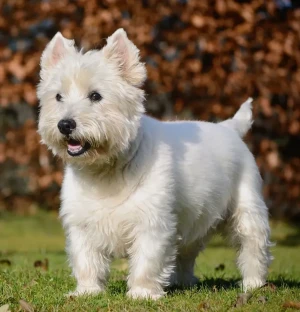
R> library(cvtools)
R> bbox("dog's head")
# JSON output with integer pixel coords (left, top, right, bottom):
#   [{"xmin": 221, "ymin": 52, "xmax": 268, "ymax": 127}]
[{"xmin": 37, "ymin": 29, "xmax": 146, "ymax": 166}]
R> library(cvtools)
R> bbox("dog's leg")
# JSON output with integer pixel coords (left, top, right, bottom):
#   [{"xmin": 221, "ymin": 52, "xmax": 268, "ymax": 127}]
[
  {"xmin": 169, "ymin": 241, "xmax": 203, "ymax": 287},
  {"xmin": 126, "ymin": 223, "xmax": 177, "ymax": 300},
  {"xmin": 231, "ymin": 180, "xmax": 272, "ymax": 291},
  {"xmin": 66, "ymin": 227, "xmax": 110, "ymax": 296}
]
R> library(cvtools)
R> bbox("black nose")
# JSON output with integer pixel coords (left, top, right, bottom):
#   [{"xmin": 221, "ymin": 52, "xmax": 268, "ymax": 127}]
[{"xmin": 57, "ymin": 119, "xmax": 76, "ymax": 135}]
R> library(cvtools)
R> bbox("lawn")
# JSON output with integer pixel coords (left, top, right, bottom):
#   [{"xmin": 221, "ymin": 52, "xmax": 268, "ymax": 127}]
[{"xmin": 0, "ymin": 212, "xmax": 300, "ymax": 312}]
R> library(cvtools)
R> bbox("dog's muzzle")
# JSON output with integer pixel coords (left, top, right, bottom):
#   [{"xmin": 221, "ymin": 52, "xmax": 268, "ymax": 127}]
[{"xmin": 57, "ymin": 119, "xmax": 91, "ymax": 156}]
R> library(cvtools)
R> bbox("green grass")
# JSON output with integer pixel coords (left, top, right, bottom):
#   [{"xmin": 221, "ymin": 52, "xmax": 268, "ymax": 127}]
[{"xmin": 0, "ymin": 212, "xmax": 300, "ymax": 311}]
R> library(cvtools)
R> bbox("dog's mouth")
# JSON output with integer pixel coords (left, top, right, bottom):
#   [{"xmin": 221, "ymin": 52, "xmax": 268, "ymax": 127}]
[{"xmin": 67, "ymin": 138, "xmax": 91, "ymax": 157}]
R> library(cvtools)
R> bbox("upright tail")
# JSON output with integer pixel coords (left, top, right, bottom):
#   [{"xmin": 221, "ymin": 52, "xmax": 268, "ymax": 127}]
[{"xmin": 219, "ymin": 97, "xmax": 253, "ymax": 138}]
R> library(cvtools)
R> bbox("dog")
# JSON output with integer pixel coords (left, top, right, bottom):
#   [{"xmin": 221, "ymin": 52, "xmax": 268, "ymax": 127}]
[{"xmin": 37, "ymin": 29, "xmax": 272, "ymax": 300}]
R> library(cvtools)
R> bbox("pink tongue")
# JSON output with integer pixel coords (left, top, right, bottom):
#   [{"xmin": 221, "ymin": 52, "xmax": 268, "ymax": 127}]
[{"xmin": 68, "ymin": 143, "xmax": 82, "ymax": 152}]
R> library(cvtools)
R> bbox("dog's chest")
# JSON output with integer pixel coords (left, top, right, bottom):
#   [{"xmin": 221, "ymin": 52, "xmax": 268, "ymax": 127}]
[
  {"xmin": 61, "ymin": 172, "xmax": 140, "ymax": 257},
  {"xmin": 95, "ymin": 207, "xmax": 136, "ymax": 257}
]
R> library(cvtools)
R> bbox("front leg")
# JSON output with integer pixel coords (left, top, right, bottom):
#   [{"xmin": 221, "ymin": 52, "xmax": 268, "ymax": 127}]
[
  {"xmin": 127, "ymin": 217, "xmax": 177, "ymax": 300},
  {"xmin": 66, "ymin": 226, "xmax": 110, "ymax": 296}
]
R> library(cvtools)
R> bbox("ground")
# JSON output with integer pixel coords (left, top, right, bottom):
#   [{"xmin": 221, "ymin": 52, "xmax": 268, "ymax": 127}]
[{"xmin": 0, "ymin": 212, "xmax": 299, "ymax": 312}]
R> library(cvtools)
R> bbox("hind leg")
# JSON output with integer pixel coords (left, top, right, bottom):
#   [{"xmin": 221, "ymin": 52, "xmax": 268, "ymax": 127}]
[
  {"xmin": 170, "ymin": 240, "xmax": 204, "ymax": 287},
  {"xmin": 231, "ymin": 180, "xmax": 272, "ymax": 291}
]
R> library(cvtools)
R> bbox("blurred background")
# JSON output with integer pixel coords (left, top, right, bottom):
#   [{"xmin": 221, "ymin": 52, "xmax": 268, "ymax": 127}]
[{"xmin": 0, "ymin": 0, "xmax": 299, "ymax": 221}]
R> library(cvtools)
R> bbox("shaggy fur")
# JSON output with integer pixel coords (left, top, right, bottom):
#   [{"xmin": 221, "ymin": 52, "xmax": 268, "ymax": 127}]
[{"xmin": 37, "ymin": 29, "xmax": 272, "ymax": 300}]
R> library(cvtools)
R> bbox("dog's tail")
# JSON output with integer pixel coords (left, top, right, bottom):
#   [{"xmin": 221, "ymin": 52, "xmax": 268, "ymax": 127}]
[{"xmin": 219, "ymin": 97, "xmax": 253, "ymax": 138}]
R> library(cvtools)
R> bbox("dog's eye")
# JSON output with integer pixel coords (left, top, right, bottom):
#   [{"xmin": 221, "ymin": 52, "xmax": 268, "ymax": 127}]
[
  {"xmin": 56, "ymin": 94, "xmax": 63, "ymax": 102},
  {"xmin": 88, "ymin": 91, "xmax": 102, "ymax": 102}
]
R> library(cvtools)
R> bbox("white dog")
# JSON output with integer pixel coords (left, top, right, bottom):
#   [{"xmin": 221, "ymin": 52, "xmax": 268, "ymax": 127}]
[{"xmin": 37, "ymin": 29, "xmax": 272, "ymax": 299}]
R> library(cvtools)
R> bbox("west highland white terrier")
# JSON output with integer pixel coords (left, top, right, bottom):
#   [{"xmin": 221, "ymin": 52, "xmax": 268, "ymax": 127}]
[{"xmin": 37, "ymin": 29, "xmax": 272, "ymax": 299}]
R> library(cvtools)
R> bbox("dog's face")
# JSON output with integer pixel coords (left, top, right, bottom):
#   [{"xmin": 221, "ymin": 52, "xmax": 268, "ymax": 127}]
[{"xmin": 37, "ymin": 29, "xmax": 146, "ymax": 166}]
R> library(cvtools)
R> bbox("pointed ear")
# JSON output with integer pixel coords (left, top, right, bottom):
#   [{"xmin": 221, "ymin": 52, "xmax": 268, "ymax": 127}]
[
  {"xmin": 40, "ymin": 32, "xmax": 75, "ymax": 79},
  {"xmin": 102, "ymin": 29, "xmax": 146, "ymax": 87}
]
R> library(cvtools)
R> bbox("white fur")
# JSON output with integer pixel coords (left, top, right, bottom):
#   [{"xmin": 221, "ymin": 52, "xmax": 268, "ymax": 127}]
[{"xmin": 37, "ymin": 29, "xmax": 272, "ymax": 300}]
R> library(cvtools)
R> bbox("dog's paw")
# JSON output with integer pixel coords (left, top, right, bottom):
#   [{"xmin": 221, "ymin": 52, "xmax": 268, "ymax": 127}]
[
  {"xmin": 169, "ymin": 273, "xmax": 199, "ymax": 288},
  {"xmin": 66, "ymin": 285, "xmax": 104, "ymax": 297},
  {"xmin": 180, "ymin": 275, "xmax": 199, "ymax": 287},
  {"xmin": 127, "ymin": 287, "xmax": 165, "ymax": 300}
]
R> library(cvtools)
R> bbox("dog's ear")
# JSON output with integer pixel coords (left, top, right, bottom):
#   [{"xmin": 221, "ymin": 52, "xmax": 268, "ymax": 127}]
[
  {"xmin": 40, "ymin": 32, "xmax": 75, "ymax": 79},
  {"xmin": 102, "ymin": 28, "xmax": 146, "ymax": 87}
]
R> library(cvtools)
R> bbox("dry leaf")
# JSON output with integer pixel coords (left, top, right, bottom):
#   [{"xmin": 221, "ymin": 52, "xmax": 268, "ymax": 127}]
[
  {"xmin": 23, "ymin": 279, "xmax": 38, "ymax": 289},
  {"xmin": 257, "ymin": 296, "xmax": 268, "ymax": 304},
  {"xmin": 33, "ymin": 260, "xmax": 42, "ymax": 267},
  {"xmin": 19, "ymin": 300, "xmax": 34, "ymax": 312},
  {"xmin": 262, "ymin": 282, "xmax": 277, "ymax": 292},
  {"xmin": 234, "ymin": 293, "xmax": 252, "ymax": 307},
  {"xmin": 0, "ymin": 259, "xmax": 11, "ymax": 266},
  {"xmin": 198, "ymin": 302, "xmax": 210, "ymax": 311},
  {"xmin": 283, "ymin": 301, "xmax": 300, "ymax": 309},
  {"xmin": 0, "ymin": 304, "xmax": 11, "ymax": 312},
  {"xmin": 215, "ymin": 264, "xmax": 225, "ymax": 271},
  {"xmin": 33, "ymin": 258, "xmax": 48, "ymax": 271}
]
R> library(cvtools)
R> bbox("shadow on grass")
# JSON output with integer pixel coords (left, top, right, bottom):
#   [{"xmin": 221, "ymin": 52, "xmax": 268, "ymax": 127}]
[
  {"xmin": 272, "ymin": 221, "xmax": 300, "ymax": 246},
  {"xmin": 105, "ymin": 277, "xmax": 300, "ymax": 297},
  {"xmin": 269, "ymin": 277, "xmax": 300, "ymax": 288},
  {"xmin": 167, "ymin": 277, "xmax": 300, "ymax": 295},
  {"xmin": 276, "ymin": 231, "xmax": 300, "ymax": 246},
  {"xmin": 167, "ymin": 278, "xmax": 239, "ymax": 295}
]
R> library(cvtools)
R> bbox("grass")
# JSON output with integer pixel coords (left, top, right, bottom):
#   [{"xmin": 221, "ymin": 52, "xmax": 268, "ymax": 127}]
[{"xmin": 0, "ymin": 212, "xmax": 300, "ymax": 311}]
